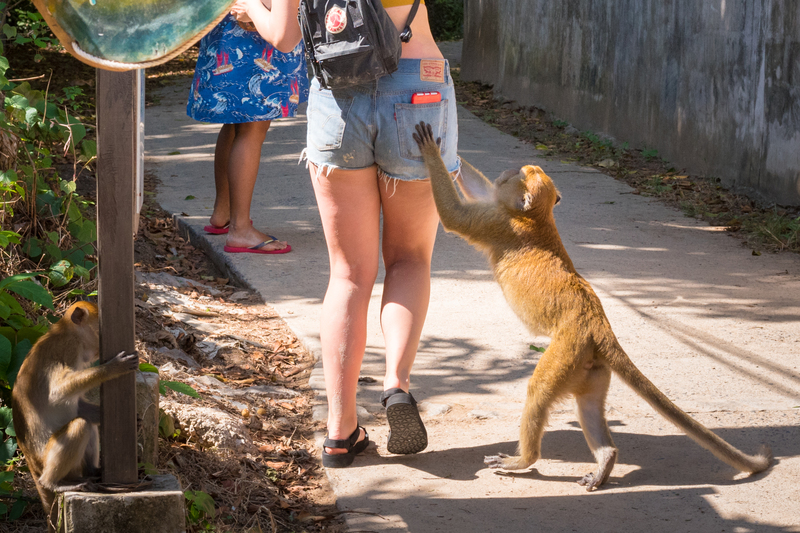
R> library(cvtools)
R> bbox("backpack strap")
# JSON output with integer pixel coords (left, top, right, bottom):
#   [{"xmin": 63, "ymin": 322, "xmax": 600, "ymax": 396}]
[{"xmin": 399, "ymin": 0, "xmax": 421, "ymax": 43}]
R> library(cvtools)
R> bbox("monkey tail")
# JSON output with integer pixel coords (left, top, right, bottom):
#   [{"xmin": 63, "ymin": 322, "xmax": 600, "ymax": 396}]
[
  {"xmin": 32, "ymin": 480, "xmax": 58, "ymax": 532},
  {"xmin": 605, "ymin": 346, "xmax": 772, "ymax": 475}
]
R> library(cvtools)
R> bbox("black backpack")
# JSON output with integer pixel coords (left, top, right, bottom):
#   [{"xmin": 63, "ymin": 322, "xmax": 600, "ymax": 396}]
[{"xmin": 298, "ymin": 0, "xmax": 420, "ymax": 89}]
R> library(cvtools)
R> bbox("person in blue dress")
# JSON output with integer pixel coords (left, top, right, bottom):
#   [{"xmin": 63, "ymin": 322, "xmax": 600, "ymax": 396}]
[{"xmin": 187, "ymin": 2, "xmax": 308, "ymax": 254}]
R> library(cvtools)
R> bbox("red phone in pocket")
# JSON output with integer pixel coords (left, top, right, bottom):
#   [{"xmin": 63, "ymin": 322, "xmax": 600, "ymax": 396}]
[{"xmin": 411, "ymin": 91, "xmax": 442, "ymax": 104}]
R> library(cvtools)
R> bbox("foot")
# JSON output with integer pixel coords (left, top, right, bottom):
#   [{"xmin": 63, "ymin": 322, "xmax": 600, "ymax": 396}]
[
  {"xmin": 226, "ymin": 223, "xmax": 289, "ymax": 252},
  {"xmin": 322, "ymin": 426, "xmax": 370, "ymax": 468},
  {"xmin": 381, "ymin": 388, "xmax": 427, "ymax": 454},
  {"xmin": 324, "ymin": 427, "xmax": 367, "ymax": 456},
  {"xmin": 208, "ymin": 209, "xmax": 230, "ymax": 230}
]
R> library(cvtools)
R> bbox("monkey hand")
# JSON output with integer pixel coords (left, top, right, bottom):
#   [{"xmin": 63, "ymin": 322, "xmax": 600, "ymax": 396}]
[
  {"xmin": 107, "ymin": 351, "xmax": 140, "ymax": 374},
  {"xmin": 412, "ymin": 122, "xmax": 441, "ymax": 156}
]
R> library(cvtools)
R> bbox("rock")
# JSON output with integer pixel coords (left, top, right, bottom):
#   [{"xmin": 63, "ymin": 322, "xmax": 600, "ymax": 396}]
[
  {"xmin": 356, "ymin": 405, "xmax": 375, "ymax": 422},
  {"xmin": 157, "ymin": 346, "xmax": 200, "ymax": 368},
  {"xmin": 136, "ymin": 371, "xmax": 160, "ymax": 466},
  {"xmin": 191, "ymin": 375, "xmax": 300, "ymax": 399},
  {"xmin": 419, "ymin": 403, "xmax": 451, "ymax": 416},
  {"xmin": 195, "ymin": 338, "xmax": 235, "ymax": 359},
  {"xmin": 468, "ymin": 409, "xmax": 500, "ymax": 420},
  {"xmin": 229, "ymin": 291, "xmax": 250, "ymax": 302},
  {"xmin": 160, "ymin": 399, "xmax": 254, "ymax": 452},
  {"xmin": 154, "ymin": 361, "xmax": 184, "ymax": 379},
  {"xmin": 171, "ymin": 313, "xmax": 225, "ymax": 333}
]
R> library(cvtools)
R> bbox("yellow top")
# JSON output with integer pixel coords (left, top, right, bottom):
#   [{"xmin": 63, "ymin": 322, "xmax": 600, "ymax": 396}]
[{"xmin": 382, "ymin": 0, "xmax": 424, "ymax": 7}]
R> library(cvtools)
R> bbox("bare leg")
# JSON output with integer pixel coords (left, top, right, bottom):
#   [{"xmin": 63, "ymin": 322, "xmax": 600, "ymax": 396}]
[
  {"xmin": 209, "ymin": 123, "xmax": 235, "ymax": 228},
  {"xmin": 311, "ymin": 164, "xmax": 380, "ymax": 454},
  {"xmin": 378, "ymin": 178, "xmax": 440, "ymax": 392},
  {"xmin": 217, "ymin": 121, "xmax": 289, "ymax": 251}
]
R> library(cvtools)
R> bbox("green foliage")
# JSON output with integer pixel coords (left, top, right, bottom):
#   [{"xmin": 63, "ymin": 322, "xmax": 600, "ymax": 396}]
[
  {"xmin": 0, "ymin": 10, "xmax": 99, "ymax": 522},
  {"xmin": 0, "ymin": 469, "xmax": 27, "ymax": 521},
  {"xmin": 0, "ymin": 271, "xmax": 51, "ymax": 405},
  {"xmin": 185, "ymin": 489, "xmax": 216, "ymax": 530},
  {"xmin": 641, "ymin": 147, "xmax": 659, "ymax": 160},
  {"xmin": 644, "ymin": 175, "xmax": 670, "ymax": 194},
  {"xmin": 744, "ymin": 211, "xmax": 800, "ymax": 252},
  {"xmin": 1, "ymin": 1, "xmax": 60, "ymax": 62},
  {"xmin": 162, "ymin": 380, "xmax": 201, "ymax": 398},
  {"xmin": 1, "ymin": 13, "xmax": 98, "ymax": 292},
  {"xmin": 139, "ymin": 363, "xmax": 201, "ymax": 399},
  {"xmin": 681, "ymin": 201, "xmax": 700, "ymax": 218},
  {"xmin": 0, "ymin": 405, "xmax": 28, "ymax": 520},
  {"xmin": 158, "ymin": 409, "xmax": 179, "ymax": 439},
  {"xmin": 138, "ymin": 462, "xmax": 158, "ymax": 476},
  {"xmin": 427, "ymin": 0, "xmax": 464, "ymax": 41},
  {"xmin": 0, "ymin": 407, "xmax": 15, "ymax": 462}
]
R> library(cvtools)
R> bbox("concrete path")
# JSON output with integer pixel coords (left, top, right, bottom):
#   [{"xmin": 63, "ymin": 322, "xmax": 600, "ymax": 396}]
[{"xmin": 145, "ymin": 44, "xmax": 800, "ymax": 532}]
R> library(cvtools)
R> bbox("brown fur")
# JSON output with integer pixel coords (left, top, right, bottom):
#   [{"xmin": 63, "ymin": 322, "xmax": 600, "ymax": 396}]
[
  {"xmin": 413, "ymin": 122, "xmax": 771, "ymax": 490},
  {"xmin": 11, "ymin": 302, "xmax": 138, "ymax": 529}
]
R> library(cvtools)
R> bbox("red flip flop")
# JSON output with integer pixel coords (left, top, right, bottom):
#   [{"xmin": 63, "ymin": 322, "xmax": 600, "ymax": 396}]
[
  {"xmin": 223, "ymin": 238, "xmax": 291, "ymax": 255},
  {"xmin": 204, "ymin": 222, "xmax": 230, "ymax": 234},
  {"xmin": 203, "ymin": 219, "xmax": 253, "ymax": 235}
]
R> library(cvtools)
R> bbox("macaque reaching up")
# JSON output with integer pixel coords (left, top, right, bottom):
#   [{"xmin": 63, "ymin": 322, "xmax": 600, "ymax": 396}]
[
  {"xmin": 11, "ymin": 302, "xmax": 139, "ymax": 528},
  {"xmin": 412, "ymin": 122, "xmax": 771, "ymax": 490}
]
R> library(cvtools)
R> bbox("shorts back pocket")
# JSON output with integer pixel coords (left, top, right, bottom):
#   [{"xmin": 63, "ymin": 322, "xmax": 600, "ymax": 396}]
[{"xmin": 395, "ymin": 100, "xmax": 448, "ymax": 161}]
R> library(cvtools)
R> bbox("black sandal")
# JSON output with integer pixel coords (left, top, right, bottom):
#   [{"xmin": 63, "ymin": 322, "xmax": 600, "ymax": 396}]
[
  {"xmin": 380, "ymin": 388, "xmax": 427, "ymax": 454},
  {"xmin": 322, "ymin": 425, "xmax": 369, "ymax": 468}
]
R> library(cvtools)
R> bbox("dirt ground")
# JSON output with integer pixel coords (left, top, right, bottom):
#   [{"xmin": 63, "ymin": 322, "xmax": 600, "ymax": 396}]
[{"xmin": 131, "ymin": 179, "xmax": 348, "ymax": 533}]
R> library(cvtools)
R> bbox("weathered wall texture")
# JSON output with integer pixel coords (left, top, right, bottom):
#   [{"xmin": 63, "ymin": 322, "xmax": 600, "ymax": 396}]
[{"xmin": 462, "ymin": 0, "xmax": 800, "ymax": 205}]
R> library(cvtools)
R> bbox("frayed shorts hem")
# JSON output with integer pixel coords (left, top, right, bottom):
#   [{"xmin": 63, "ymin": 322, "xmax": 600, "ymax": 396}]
[{"xmin": 301, "ymin": 150, "xmax": 462, "ymax": 184}]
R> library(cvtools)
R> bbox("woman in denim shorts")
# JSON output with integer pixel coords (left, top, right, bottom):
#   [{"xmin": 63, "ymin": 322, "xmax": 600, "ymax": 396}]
[{"xmin": 303, "ymin": 2, "xmax": 461, "ymax": 467}]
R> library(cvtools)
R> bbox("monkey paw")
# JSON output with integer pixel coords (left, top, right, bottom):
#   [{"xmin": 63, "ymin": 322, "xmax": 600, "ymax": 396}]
[
  {"xmin": 412, "ymin": 122, "xmax": 441, "ymax": 152},
  {"xmin": 484, "ymin": 453, "xmax": 530, "ymax": 471},
  {"xmin": 577, "ymin": 472, "xmax": 602, "ymax": 491},
  {"xmin": 110, "ymin": 351, "xmax": 140, "ymax": 372}
]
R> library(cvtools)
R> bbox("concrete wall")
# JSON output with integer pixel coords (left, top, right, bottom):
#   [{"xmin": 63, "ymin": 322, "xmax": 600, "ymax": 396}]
[{"xmin": 462, "ymin": 0, "xmax": 800, "ymax": 206}]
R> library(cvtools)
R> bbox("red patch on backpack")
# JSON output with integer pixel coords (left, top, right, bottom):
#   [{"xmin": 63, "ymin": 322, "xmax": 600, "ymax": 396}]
[{"xmin": 325, "ymin": 6, "xmax": 347, "ymax": 34}]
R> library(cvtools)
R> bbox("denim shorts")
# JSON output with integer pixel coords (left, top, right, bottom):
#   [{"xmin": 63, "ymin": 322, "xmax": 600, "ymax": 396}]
[{"xmin": 303, "ymin": 58, "xmax": 460, "ymax": 181}]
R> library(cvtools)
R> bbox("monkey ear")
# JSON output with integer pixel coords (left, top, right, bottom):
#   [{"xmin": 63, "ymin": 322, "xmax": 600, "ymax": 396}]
[
  {"xmin": 71, "ymin": 306, "xmax": 87, "ymax": 325},
  {"xmin": 520, "ymin": 191, "xmax": 534, "ymax": 211}
]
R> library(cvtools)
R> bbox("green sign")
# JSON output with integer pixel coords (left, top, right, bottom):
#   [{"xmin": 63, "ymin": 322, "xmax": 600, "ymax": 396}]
[{"xmin": 32, "ymin": 0, "xmax": 236, "ymax": 70}]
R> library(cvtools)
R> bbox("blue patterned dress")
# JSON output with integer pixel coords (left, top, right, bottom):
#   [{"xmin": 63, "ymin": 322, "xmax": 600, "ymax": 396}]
[{"xmin": 187, "ymin": 14, "xmax": 309, "ymax": 123}]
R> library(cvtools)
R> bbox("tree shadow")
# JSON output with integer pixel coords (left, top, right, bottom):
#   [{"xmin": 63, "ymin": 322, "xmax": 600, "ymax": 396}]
[{"xmin": 332, "ymin": 424, "xmax": 798, "ymax": 532}]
